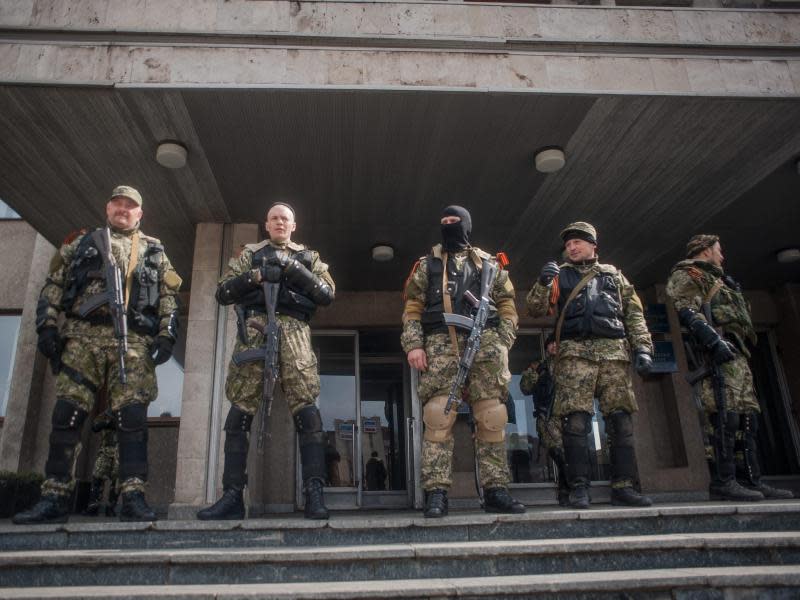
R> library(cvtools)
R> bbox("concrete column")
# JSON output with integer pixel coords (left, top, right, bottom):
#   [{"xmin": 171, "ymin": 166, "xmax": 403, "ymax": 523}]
[{"xmin": 0, "ymin": 233, "xmax": 56, "ymax": 473}]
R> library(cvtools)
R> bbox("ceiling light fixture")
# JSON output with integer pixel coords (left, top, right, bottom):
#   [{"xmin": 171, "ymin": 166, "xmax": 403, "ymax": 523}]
[
  {"xmin": 371, "ymin": 244, "xmax": 394, "ymax": 262},
  {"xmin": 777, "ymin": 248, "xmax": 800, "ymax": 264},
  {"xmin": 534, "ymin": 147, "xmax": 566, "ymax": 173},
  {"xmin": 156, "ymin": 141, "xmax": 188, "ymax": 169}
]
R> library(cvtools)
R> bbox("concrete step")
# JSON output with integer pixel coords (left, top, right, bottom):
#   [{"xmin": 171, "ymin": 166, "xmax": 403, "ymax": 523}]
[
  {"xmin": 2, "ymin": 531, "xmax": 799, "ymax": 587},
  {"xmin": 1, "ymin": 501, "xmax": 799, "ymax": 552},
  {"xmin": 1, "ymin": 566, "xmax": 800, "ymax": 599}
]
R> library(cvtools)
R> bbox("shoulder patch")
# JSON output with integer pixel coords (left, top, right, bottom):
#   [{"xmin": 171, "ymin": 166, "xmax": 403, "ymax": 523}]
[
  {"xmin": 63, "ymin": 228, "xmax": 88, "ymax": 245},
  {"xmin": 496, "ymin": 252, "xmax": 510, "ymax": 269},
  {"xmin": 686, "ymin": 267, "xmax": 704, "ymax": 281}
]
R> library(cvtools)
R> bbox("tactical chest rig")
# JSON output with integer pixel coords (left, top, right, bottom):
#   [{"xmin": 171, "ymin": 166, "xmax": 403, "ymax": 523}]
[
  {"xmin": 61, "ymin": 230, "xmax": 165, "ymax": 337},
  {"xmin": 421, "ymin": 249, "xmax": 499, "ymax": 335},
  {"xmin": 239, "ymin": 244, "xmax": 317, "ymax": 322},
  {"xmin": 557, "ymin": 266, "xmax": 625, "ymax": 340}
]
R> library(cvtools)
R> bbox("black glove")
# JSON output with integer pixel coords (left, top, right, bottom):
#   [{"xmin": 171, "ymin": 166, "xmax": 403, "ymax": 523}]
[
  {"xmin": 37, "ymin": 326, "xmax": 63, "ymax": 360},
  {"xmin": 150, "ymin": 336, "xmax": 175, "ymax": 365},
  {"xmin": 260, "ymin": 255, "xmax": 288, "ymax": 283},
  {"xmin": 712, "ymin": 339, "xmax": 736, "ymax": 365},
  {"xmin": 634, "ymin": 351, "xmax": 654, "ymax": 376},
  {"xmin": 539, "ymin": 261, "xmax": 560, "ymax": 285}
]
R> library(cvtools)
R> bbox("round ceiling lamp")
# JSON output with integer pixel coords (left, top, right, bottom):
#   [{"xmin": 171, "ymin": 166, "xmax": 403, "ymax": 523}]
[
  {"xmin": 534, "ymin": 148, "xmax": 566, "ymax": 173},
  {"xmin": 371, "ymin": 244, "xmax": 394, "ymax": 262},
  {"xmin": 156, "ymin": 142, "xmax": 188, "ymax": 169}
]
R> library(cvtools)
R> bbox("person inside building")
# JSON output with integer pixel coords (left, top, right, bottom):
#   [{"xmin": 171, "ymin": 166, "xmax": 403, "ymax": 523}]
[
  {"xmin": 365, "ymin": 451, "xmax": 387, "ymax": 491},
  {"xmin": 13, "ymin": 185, "xmax": 182, "ymax": 524},
  {"xmin": 526, "ymin": 222, "xmax": 654, "ymax": 509},
  {"xmin": 666, "ymin": 234, "xmax": 793, "ymax": 501},
  {"xmin": 401, "ymin": 205, "xmax": 525, "ymax": 518},
  {"xmin": 197, "ymin": 202, "xmax": 335, "ymax": 521},
  {"xmin": 519, "ymin": 333, "xmax": 569, "ymax": 505}
]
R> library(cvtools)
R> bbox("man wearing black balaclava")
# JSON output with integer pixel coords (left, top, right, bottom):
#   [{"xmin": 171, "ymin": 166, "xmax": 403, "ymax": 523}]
[{"xmin": 402, "ymin": 205, "xmax": 525, "ymax": 517}]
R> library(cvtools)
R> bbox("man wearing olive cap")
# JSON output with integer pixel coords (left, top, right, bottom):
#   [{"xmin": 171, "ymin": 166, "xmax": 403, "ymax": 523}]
[
  {"xmin": 666, "ymin": 235, "xmax": 792, "ymax": 501},
  {"xmin": 402, "ymin": 205, "xmax": 525, "ymax": 517},
  {"xmin": 526, "ymin": 222, "xmax": 654, "ymax": 508},
  {"xmin": 14, "ymin": 186, "xmax": 182, "ymax": 524}
]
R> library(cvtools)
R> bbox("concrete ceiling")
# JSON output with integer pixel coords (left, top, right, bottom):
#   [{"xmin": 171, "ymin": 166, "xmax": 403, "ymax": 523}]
[{"xmin": 0, "ymin": 85, "xmax": 799, "ymax": 294}]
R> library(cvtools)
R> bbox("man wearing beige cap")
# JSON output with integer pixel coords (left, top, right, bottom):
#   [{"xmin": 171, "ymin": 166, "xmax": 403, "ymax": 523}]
[{"xmin": 14, "ymin": 185, "xmax": 182, "ymax": 524}]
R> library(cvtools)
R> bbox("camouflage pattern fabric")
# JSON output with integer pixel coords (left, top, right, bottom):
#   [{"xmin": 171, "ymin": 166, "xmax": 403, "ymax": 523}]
[
  {"xmin": 57, "ymin": 336, "xmax": 157, "ymax": 412},
  {"xmin": 92, "ymin": 429, "xmax": 119, "ymax": 481},
  {"xmin": 526, "ymin": 260, "xmax": 653, "ymax": 361},
  {"xmin": 225, "ymin": 314, "xmax": 320, "ymax": 416},
  {"xmin": 402, "ymin": 246, "xmax": 517, "ymax": 492},
  {"xmin": 695, "ymin": 355, "xmax": 760, "ymax": 414},
  {"xmin": 220, "ymin": 239, "xmax": 334, "ymax": 417},
  {"xmin": 553, "ymin": 357, "xmax": 637, "ymax": 417},
  {"xmin": 38, "ymin": 224, "xmax": 182, "ymax": 344},
  {"xmin": 519, "ymin": 362, "xmax": 562, "ymax": 450}
]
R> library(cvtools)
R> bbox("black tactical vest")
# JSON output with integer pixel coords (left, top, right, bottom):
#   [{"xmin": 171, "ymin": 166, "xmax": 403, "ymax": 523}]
[
  {"xmin": 61, "ymin": 230, "xmax": 164, "ymax": 336},
  {"xmin": 557, "ymin": 266, "xmax": 626, "ymax": 340},
  {"xmin": 421, "ymin": 253, "xmax": 499, "ymax": 335},
  {"xmin": 239, "ymin": 244, "xmax": 317, "ymax": 322}
]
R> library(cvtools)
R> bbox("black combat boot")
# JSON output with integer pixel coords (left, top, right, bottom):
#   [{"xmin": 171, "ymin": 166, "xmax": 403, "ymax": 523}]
[
  {"xmin": 607, "ymin": 411, "xmax": 652, "ymax": 507},
  {"xmin": 105, "ymin": 480, "xmax": 118, "ymax": 517},
  {"xmin": 484, "ymin": 487, "xmax": 526, "ymax": 514},
  {"xmin": 197, "ymin": 487, "xmax": 245, "ymax": 520},
  {"xmin": 12, "ymin": 493, "xmax": 70, "ymax": 525},
  {"xmin": 549, "ymin": 447, "xmax": 570, "ymax": 507},
  {"xmin": 83, "ymin": 478, "xmax": 104, "ymax": 516},
  {"xmin": 737, "ymin": 412, "xmax": 794, "ymax": 500},
  {"xmin": 562, "ymin": 412, "xmax": 593, "ymax": 509},
  {"xmin": 295, "ymin": 406, "xmax": 329, "ymax": 520},
  {"xmin": 304, "ymin": 478, "xmax": 329, "ymax": 520},
  {"xmin": 424, "ymin": 489, "xmax": 448, "ymax": 518},
  {"xmin": 709, "ymin": 412, "xmax": 764, "ymax": 502},
  {"xmin": 12, "ymin": 398, "xmax": 88, "ymax": 525},
  {"xmin": 197, "ymin": 406, "xmax": 253, "ymax": 520},
  {"xmin": 119, "ymin": 491, "xmax": 157, "ymax": 522}
]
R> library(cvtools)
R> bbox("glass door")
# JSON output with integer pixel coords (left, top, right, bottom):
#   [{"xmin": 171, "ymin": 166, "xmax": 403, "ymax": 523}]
[{"xmin": 301, "ymin": 331, "xmax": 361, "ymax": 509}]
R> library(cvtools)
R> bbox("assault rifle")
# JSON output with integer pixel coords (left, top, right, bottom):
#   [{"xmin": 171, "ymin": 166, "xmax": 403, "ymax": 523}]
[
  {"xmin": 442, "ymin": 259, "xmax": 498, "ymax": 415},
  {"xmin": 77, "ymin": 227, "xmax": 128, "ymax": 385},
  {"xmin": 232, "ymin": 280, "xmax": 281, "ymax": 451}
]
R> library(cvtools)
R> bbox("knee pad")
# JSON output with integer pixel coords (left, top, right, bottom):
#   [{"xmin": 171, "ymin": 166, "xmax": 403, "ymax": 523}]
[
  {"xmin": 294, "ymin": 405, "xmax": 324, "ymax": 447},
  {"xmin": 562, "ymin": 411, "xmax": 592, "ymax": 437},
  {"xmin": 607, "ymin": 411, "xmax": 634, "ymax": 445},
  {"xmin": 45, "ymin": 398, "xmax": 88, "ymax": 479},
  {"xmin": 423, "ymin": 396, "xmax": 457, "ymax": 443},
  {"xmin": 473, "ymin": 398, "xmax": 508, "ymax": 443},
  {"xmin": 224, "ymin": 405, "xmax": 254, "ymax": 434},
  {"xmin": 116, "ymin": 403, "xmax": 148, "ymax": 482},
  {"xmin": 52, "ymin": 397, "xmax": 88, "ymax": 431}
]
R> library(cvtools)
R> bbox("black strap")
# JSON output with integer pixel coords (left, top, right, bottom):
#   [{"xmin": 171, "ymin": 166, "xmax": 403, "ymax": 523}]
[{"xmin": 60, "ymin": 363, "xmax": 99, "ymax": 395}]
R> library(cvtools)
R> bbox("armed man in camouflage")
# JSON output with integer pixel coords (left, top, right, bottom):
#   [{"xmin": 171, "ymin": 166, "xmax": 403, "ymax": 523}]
[
  {"xmin": 197, "ymin": 202, "xmax": 335, "ymax": 521},
  {"xmin": 666, "ymin": 234, "xmax": 792, "ymax": 501},
  {"xmin": 83, "ymin": 409, "xmax": 119, "ymax": 517},
  {"xmin": 527, "ymin": 222, "xmax": 654, "ymax": 509},
  {"xmin": 402, "ymin": 205, "xmax": 525, "ymax": 517},
  {"xmin": 519, "ymin": 334, "xmax": 568, "ymax": 505},
  {"xmin": 14, "ymin": 186, "xmax": 182, "ymax": 524}
]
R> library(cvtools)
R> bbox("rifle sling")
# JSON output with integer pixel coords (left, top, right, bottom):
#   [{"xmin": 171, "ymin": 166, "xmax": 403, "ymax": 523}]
[
  {"xmin": 441, "ymin": 251, "xmax": 460, "ymax": 357},
  {"xmin": 124, "ymin": 231, "xmax": 140, "ymax": 311}
]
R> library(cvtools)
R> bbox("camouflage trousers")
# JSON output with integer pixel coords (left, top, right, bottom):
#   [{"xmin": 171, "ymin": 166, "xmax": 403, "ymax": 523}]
[
  {"xmin": 42, "ymin": 336, "xmax": 155, "ymax": 498},
  {"xmin": 56, "ymin": 336, "xmax": 158, "ymax": 412},
  {"xmin": 697, "ymin": 354, "xmax": 760, "ymax": 415},
  {"xmin": 537, "ymin": 414, "xmax": 563, "ymax": 452},
  {"xmin": 225, "ymin": 314, "xmax": 319, "ymax": 417},
  {"xmin": 419, "ymin": 331, "xmax": 512, "ymax": 491},
  {"xmin": 553, "ymin": 357, "xmax": 637, "ymax": 417},
  {"xmin": 92, "ymin": 442, "xmax": 119, "ymax": 481}
]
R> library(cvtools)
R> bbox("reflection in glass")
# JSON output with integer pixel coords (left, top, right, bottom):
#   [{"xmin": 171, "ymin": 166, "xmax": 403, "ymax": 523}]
[
  {"xmin": 314, "ymin": 335, "xmax": 357, "ymax": 488},
  {"xmin": 0, "ymin": 199, "xmax": 21, "ymax": 219},
  {"xmin": 361, "ymin": 362, "xmax": 406, "ymax": 492},
  {"xmin": 147, "ymin": 357, "xmax": 184, "ymax": 417},
  {"xmin": 0, "ymin": 315, "xmax": 22, "ymax": 416}
]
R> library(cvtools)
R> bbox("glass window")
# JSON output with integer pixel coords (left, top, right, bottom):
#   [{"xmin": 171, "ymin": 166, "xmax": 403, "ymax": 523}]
[
  {"xmin": 147, "ymin": 357, "xmax": 184, "ymax": 417},
  {"xmin": 0, "ymin": 199, "xmax": 21, "ymax": 219},
  {"xmin": 0, "ymin": 315, "xmax": 22, "ymax": 416}
]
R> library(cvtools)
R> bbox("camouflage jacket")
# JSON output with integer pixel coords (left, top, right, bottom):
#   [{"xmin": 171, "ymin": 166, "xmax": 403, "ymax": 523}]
[
  {"xmin": 526, "ymin": 259, "xmax": 653, "ymax": 362},
  {"xmin": 401, "ymin": 245, "xmax": 518, "ymax": 353},
  {"xmin": 666, "ymin": 259, "xmax": 756, "ymax": 358},
  {"xmin": 38, "ymin": 223, "xmax": 182, "ymax": 345},
  {"xmin": 220, "ymin": 239, "xmax": 334, "ymax": 348}
]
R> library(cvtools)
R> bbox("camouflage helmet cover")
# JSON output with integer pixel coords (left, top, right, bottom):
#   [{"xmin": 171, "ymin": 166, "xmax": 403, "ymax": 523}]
[{"xmin": 560, "ymin": 221, "xmax": 597, "ymax": 245}]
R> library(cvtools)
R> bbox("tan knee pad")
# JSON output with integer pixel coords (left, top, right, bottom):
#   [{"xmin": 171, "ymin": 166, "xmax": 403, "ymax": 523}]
[
  {"xmin": 473, "ymin": 398, "xmax": 508, "ymax": 443},
  {"xmin": 423, "ymin": 395, "xmax": 457, "ymax": 442}
]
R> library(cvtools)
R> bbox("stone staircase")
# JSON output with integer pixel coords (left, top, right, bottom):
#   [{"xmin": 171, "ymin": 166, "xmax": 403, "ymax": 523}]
[{"xmin": 1, "ymin": 501, "xmax": 800, "ymax": 598}]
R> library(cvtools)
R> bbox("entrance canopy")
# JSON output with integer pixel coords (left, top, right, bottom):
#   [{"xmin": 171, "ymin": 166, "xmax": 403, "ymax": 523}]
[{"xmin": 1, "ymin": 85, "xmax": 799, "ymax": 291}]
